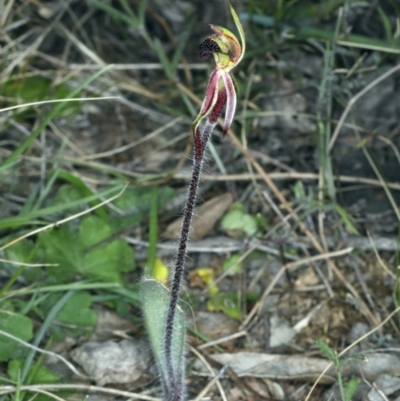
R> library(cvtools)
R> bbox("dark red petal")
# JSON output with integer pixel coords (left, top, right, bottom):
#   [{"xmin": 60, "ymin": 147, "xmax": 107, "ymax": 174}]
[
  {"xmin": 200, "ymin": 69, "xmax": 221, "ymax": 116},
  {"xmin": 221, "ymin": 73, "xmax": 237, "ymax": 136},
  {"xmin": 209, "ymin": 86, "xmax": 227, "ymax": 124},
  {"xmin": 198, "ymin": 38, "xmax": 222, "ymax": 60}
]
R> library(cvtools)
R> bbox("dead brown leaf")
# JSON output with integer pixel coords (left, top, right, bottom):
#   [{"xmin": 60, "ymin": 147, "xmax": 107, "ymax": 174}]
[{"xmin": 163, "ymin": 192, "xmax": 233, "ymax": 241}]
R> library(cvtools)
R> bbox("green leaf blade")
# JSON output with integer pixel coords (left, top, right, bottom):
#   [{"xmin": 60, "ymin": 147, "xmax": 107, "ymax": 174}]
[
  {"xmin": 0, "ymin": 312, "xmax": 33, "ymax": 361},
  {"xmin": 140, "ymin": 279, "xmax": 186, "ymax": 386},
  {"xmin": 345, "ymin": 377, "xmax": 358, "ymax": 401},
  {"xmin": 315, "ymin": 338, "xmax": 337, "ymax": 364}
]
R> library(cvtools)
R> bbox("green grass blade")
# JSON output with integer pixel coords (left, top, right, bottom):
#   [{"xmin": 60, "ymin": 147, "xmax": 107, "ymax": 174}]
[
  {"xmin": 5, "ymin": 282, "xmax": 119, "ymax": 298},
  {"xmin": 21, "ymin": 290, "xmax": 75, "ymax": 382},
  {"xmin": 0, "ymin": 184, "xmax": 123, "ymax": 230},
  {"xmin": 87, "ymin": 0, "xmax": 137, "ymax": 26},
  {"xmin": 146, "ymin": 186, "xmax": 158, "ymax": 276},
  {"xmin": 118, "ymin": 0, "xmax": 138, "ymax": 21}
]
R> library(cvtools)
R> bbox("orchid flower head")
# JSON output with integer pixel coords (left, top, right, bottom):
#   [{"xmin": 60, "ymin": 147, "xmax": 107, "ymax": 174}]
[{"xmin": 192, "ymin": 3, "xmax": 245, "ymax": 137}]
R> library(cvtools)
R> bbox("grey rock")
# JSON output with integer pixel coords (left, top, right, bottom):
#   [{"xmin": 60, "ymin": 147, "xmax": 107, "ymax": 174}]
[{"xmin": 70, "ymin": 339, "xmax": 154, "ymax": 386}]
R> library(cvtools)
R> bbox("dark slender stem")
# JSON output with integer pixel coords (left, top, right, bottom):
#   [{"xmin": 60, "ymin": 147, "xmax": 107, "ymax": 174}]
[{"xmin": 164, "ymin": 121, "xmax": 214, "ymax": 400}]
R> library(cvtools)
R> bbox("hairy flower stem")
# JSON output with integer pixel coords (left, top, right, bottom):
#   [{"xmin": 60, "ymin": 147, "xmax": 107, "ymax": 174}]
[{"xmin": 164, "ymin": 121, "xmax": 215, "ymax": 400}]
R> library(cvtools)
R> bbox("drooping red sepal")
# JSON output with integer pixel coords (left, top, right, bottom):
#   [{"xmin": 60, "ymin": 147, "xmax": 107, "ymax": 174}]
[
  {"xmin": 209, "ymin": 86, "xmax": 227, "ymax": 125},
  {"xmin": 221, "ymin": 73, "xmax": 237, "ymax": 136},
  {"xmin": 199, "ymin": 68, "xmax": 221, "ymax": 116},
  {"xmin": 192, "ymin": 68, "xmax": 222, "ymax": 136}
]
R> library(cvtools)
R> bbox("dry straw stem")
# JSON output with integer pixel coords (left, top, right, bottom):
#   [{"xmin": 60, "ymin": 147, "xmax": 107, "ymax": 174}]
[
  {"xmin": 191, "ymin": 366, "xmax": 227, "ymax": 401},
  {"xmin": 30, "ymin": 389, "xmax": 67, "ymax": 401},
  {"xmin": 190, "ymin": 346, "xmax": 227, "ymax": 401},
  {"xmin": 175, "ymin": 81, "xmax": 378, "ymax": 325},
  {"xmin": 0, "ymin": 384, "xmax": 160, "ymax": 401},
  {"xmin": 0, "ymin": 329, "xmax": 86, "ymax": 378},
  {"xmin": 352, "ymin": 123, "xmax": 400, "ymax": 222},
  {"xmin": 329, "ymin": 63, "xmax": 400, "ymax": 151},
  {"xmin": 180, "ymin": 171, "xmax": 400, "ymax": 192},
  {"xmin": 197, "ymin": 330, "xmax": 248, "ymax": 350},
  {"xmin": 304, "ymin": 305, "xmax": 400, "ymax": 401},
  {"xmin": 0, "ymin": 185, "xmax": 128, "ymax": 251},
  {"xmin": 77, "ymin": 117, "xmax": 182, "ymax": 160},
  {"xmin": 367, "ymin": 231, "xmax": 396, "ymax": 279},
  {"xmin": 0, "ymin": 96, "xmax": 119, "ymax": 113},
  {"xmin": 68, "ymin": 63, "xmax": 208, "ymax": 70},
  {"xmin": 379, "ymin": 136, "xmax": 400, "ymax": 166},
  {"xmin": 0, "ymin": 0, "xmax": 14, "ymax": 28},
  {"xmin": 53, "ymin": 158, "xmax": 400, "ymax": 191},
  {"xmin": 0, "ymin": 258, "xmax": 57, "ymax": 267},
  {"xmin": 283, "ymin": 33, "xmax": 400, "ymax": 55}
]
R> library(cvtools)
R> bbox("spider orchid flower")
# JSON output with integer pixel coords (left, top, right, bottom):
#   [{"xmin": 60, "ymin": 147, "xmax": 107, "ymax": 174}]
[
  {"xmin": 192, "ymin": 3, "xmax": 245, "ymax": 137},
  {"xmin": 141, "ymin": 7, "xmax": 244, "ymax": 401}
]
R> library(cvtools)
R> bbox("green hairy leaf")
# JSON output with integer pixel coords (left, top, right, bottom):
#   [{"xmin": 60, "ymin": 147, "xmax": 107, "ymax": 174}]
[{"xmin": 140, "ymin": 279, "xmax": 186, "ymax": 383}]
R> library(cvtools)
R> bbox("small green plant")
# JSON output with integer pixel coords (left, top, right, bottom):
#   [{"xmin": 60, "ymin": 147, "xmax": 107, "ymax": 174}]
[
  {"xmin": 315, "ymin": 338, "xmax": 366, "ymax": 401},
  {"xmin": 140, "ymin": 4, "xmax": 245, "ymax": 400}
]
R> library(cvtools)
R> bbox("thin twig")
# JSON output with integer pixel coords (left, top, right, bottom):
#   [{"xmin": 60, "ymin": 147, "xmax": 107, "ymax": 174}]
[
  {"xmin": 0, "ymin": 329, "xmax": 86, "ymax": 377},
  {"xmin": 329, "ymin": 63, "xmax": 400, "ymax": 150},
  {"xmin": 0, "ymin": 385, "xmax": 160, "ymax": 401},
  {"xmin": 0, "ymin": 96, "xmax": 119, "ymax": 113},
  {"xmin": 190, "ymin": 346, "xmax": 227, "ymax": 401},
  {"xmin": 0, "ymin": 185, "xmax": 127, "ymax": 251}
]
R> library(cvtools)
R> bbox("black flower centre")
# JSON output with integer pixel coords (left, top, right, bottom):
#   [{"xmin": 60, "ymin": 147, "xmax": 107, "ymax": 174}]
[{"xmin": 198, "ymin": 38, "xmax": 222, "ymax": 60}]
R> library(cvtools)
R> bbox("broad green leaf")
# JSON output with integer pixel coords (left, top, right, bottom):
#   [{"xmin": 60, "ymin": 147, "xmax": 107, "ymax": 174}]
[
  {"xmin": 141, "ymin": 279, "xmax": 185, "ymax": 385},
  {"xmin": 222, "ymin": 254, "xmax": 243, "ymax": 275},
  {"xmin": 56, "ymin": 292, "xmax": 97, "ymax": 327},
  {"xmin": 54, "ymin": 174, "xmax": 107, "ymax": 220},
  {"xmin": 50, "ymin": 184, "xmax": 86, "ymax": 212},
  {"xmin": 315, "ymin": 338, "xmax": 337, "ymax": 364},
  {"xmin": 3, "ymin": 76, "xmax": 52, "ymax": 102},
  {"xmin": 79, "ymin": 215, "xmax": 135, "ymax": 282},
  {"xmin": 4, "ymin": 238, "xmax": 35, "ymax": 265},
  {"xmin": 221, "ymin": 203, "xmax": 258, "ymax": 238},
  {"xmin": 9, "ymin": 359, "xmax": 60, "ymax": 401},
  {"xmin": 2, "ymin": 76, "xmax": 81, "ymax": 117},
  {"xmin": 207, "ymin": 292, "xmax": 242, "ymax": 320},
  {"xmin": 41, "ymin": 225, "xmax": 80, "ymax": 282},
  {"xmin": 79, "ymin": 214, "xmax": 111, "ymax": 248},
  {"xmin": 0, "ymin": 312, "xmax": 33, "ymax": 361},
  {"xmin": 82, "ymin": 239, "xmax": 134, "ymax": 282},
  {"xmin": 8, "ymin": 359, "xmax": 59, "ymax": 384},
  {"xmin": 344, "ymin": 377, "xmax": 358, "ymax": 401},
  {"xmin": 42, "ymin": 215, "xmax": 135, "ymax": 283},
  {"xmin": 4, "ymin": 239, "xmax": 41, "ymax": 283}
]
